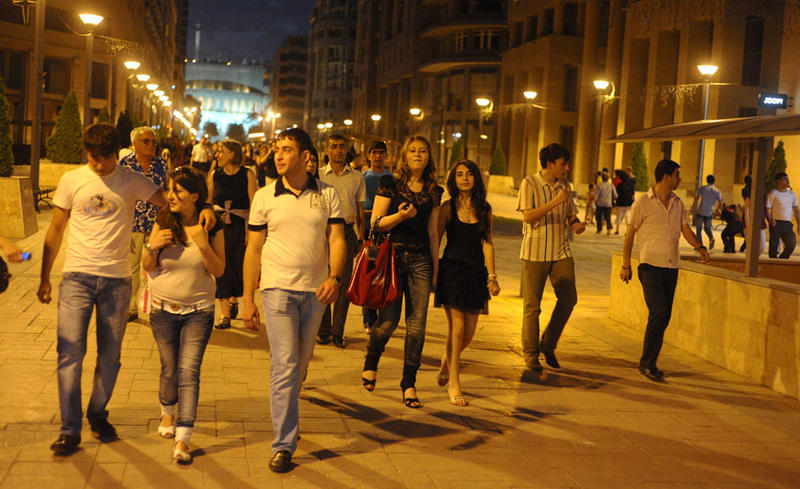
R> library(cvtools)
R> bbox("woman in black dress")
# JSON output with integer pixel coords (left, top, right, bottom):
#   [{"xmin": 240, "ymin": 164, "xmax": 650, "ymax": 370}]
[
  {"xmin": 362, "ymin": 135, "xmax": 443, "ymax": 408},
  {"xmin": 207, "ymin": 139, "xmax": 257, "ymax": 329},
  {"xmin": 435, "ymin": 160, "xmax": 500, "ymax": 406}
]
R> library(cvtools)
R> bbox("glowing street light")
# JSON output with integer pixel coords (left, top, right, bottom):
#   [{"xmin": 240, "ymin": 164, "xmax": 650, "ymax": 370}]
[
  {"xmin": 593, "ymin": 79, "xmax": 610, "ymax": 91},
  {"xmin": 475, "ymin": 97, "xmax": 491, "ymax": 108},
  {"xmin": 146, "ymin": 83, "xmax": 158, "ymax": 91},
  {"xmin": 697, "ymin": 64, "xmax": 719, "ymax": 77},
  {"xmin": 409, "ymin": 107, "xmax": 422, "ymax": 116},
  {"xmin": 124, "ymin": 60, "xmax": 141, "ymax": 70},
  {"xmin": 153, "ymin": 89, "xmax": 165, "ymax": 97},
  {"xmin": 371, "ymin": 114, "xmax": 381, "ymax": 122},
  {"xmin": 344, "ymin": 119, "xmax": 353, "ymax": 126},
  {"xmin": 523, "ymin": 91, "xmax": 538, "ymax": 101},
  {"xmin": 317, "ymin": 123, "xmax": 325, "ymax": 130},
  {"xmin": 136, "ymin": 73, "xmax": 151, "ymax": 82},
  {"xmin": 78, "ymin": 13, "xmax": 103, "ymax": 25},
  {"xmin": 325, "ymin": 122, "xmax": 333, "ymax": 129}
]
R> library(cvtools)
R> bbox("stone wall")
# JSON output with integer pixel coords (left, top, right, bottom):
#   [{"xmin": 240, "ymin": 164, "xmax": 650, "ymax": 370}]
[
  {"xmin": 610, "ymin": 253, "xmax": 800, "ymax": 399},
  {"xmin": 39, "ymin": 160, "xmax": 80, "ymax": 188},
  {"xmin": 0, "ymin": 177, "xmax": 37, "ymax": 238}
]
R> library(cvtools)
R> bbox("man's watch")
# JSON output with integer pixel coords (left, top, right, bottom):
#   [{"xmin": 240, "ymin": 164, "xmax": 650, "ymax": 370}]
[
  {"xmin": 146, "ymin": 242, "xmax": 159, "ymax": 255},
  {"xmin": 330, "ymin": 275, "xmax": 342, "ymax": 285}
]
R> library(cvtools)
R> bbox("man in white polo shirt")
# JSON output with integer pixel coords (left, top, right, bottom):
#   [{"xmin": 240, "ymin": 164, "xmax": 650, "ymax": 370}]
[
  {"xmin": 317, "ymin": 133, "xmax": 366, "ymax": 348},
  {"xmin": 241, "ymin": 128, "xmax": 346, "ymax": 473},
  {"xmin": 620, "ymin": 159, "xmax": 709, "ymax": 380},
  {"xmin": 766, "ymin": 172, "xmax": 800, "ymax": 259}
]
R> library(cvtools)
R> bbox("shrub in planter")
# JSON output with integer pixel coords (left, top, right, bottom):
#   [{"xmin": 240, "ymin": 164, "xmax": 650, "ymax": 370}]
[
  {"xmin": 45, "ymin": 91, "xmax": 83, "ymax": 163},
  {"xmin": 0, "ymin": 76, "xmax": 13, "ymax": 177}
]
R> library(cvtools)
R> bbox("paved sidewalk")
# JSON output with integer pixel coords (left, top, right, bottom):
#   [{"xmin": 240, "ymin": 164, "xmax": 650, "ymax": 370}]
[{"xmin": 0, "ymin": 210, "xmax": 797, "ymax": 488}]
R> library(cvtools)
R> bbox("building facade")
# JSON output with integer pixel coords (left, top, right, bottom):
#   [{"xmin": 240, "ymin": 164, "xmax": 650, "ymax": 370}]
[
  {"xmin": 0, "ymin": 0, "xmax": 188, "ymax": 159},
  {"xmin": 269, "ymin": 35, "xmax": 308, "ymax": 132}
]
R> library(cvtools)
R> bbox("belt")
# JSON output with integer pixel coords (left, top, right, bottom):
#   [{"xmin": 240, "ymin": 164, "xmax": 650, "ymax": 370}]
[
  {"xmin": 213, "ymin": 202, "xmax": 249, "ymax": 224},
  {"xmin": 152, "ymin": 299, "xmax": 214, "ymax": 315}
]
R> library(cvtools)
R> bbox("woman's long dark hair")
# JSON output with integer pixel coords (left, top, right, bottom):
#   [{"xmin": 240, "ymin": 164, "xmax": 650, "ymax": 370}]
[
  {"xmin": 156, "ymin": 167, "xmax": 209, "ymax": 246},
  {"xmin": 446, "ymin": 159, "xmax": 491, "ymax": 240}
]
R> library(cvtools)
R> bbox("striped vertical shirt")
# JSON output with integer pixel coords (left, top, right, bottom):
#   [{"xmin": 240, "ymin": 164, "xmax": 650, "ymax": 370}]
[{"xmin": 517, "ymin": 172, "xmax": 578, "ymax": 262}]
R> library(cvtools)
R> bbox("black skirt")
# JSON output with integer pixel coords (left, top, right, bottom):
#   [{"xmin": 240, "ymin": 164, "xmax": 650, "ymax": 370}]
[
  {"xmin": 434, "ymin": 257, "xmax": 490, "ymax": 313},
  {"xmin": 215, "ymin": 215, "xmax": 245, "ymax": 298}
]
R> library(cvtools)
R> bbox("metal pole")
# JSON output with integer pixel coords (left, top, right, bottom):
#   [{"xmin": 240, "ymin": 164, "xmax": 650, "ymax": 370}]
[
  {"xmin": 697, "ymin": 79, "xmax": 710, "ymax": 189},
  {"xmin": 84, "ymin": 34, "xmax": 94, "ymax": 128},
  {"xmin": 30, "ymin": 0, "xmax": 45, "ymax": 195},
  {"xmin": 594, "ymin": 96, "xmax": 604, "ymax": 174},
  {"xmin": 521, "ymin": 104, "xmax": 530, "ymax": 180},
  {"xmin": 745, "ymin": 137, "xmax": 771, "ymax": 277}
]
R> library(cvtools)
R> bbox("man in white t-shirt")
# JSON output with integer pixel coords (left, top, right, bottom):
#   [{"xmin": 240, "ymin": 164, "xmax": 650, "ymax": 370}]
[
  {"xmin": 241, "ymin": 128, "xmax": 346, "ymax": 473},
  {"xmin": 37, "ymin": 124, "xmax": 215, "ymax": 456},
  {"xmin": 766, "ymin": 172, "xmax": 800, "ymax": 259}
]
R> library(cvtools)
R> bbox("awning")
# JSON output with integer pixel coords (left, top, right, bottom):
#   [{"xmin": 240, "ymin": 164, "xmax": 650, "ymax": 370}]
[{"xmin": 610, "ymin": 114, "xmax": 800, "ymax": 142}]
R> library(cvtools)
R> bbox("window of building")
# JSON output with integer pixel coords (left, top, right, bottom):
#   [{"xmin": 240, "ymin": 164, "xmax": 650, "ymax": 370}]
[
  {"xmin": 0, "ymin": 2, "xmax": 24, "ymax": 24},
  {"xmin": 563, "ymin": 3, "xmax": 578, "ymax": 35},
  {"xmin": 562, "ymin": 65, "xmax": 578, "ymax": 112},
  {"xmin": 598, "ymin": 1, "xmax": 610, "ymax": 46},
  {"xmin": 560, "ymin": 126, "xmax": 575, "ymax": 155},
  {"xmin": 527, "ymin": 16, "xmax": 538, "ymax": 41},
  {"xmin": 90, "ymin": 62, "xmax": 109, "ymax": 99},
  {"xmin": 742, "ymin": 16, "xmax": 764, "ymax": 87},
  {"xmin": 43, "ymin": 57, "xmax": 70, "ymax": 95},
  {"xmin": 472, "ymin": 30, "xmax": 501, "ymax": 50},
  {"xmin": 0, "ymin": 50, "xmax": 26, "ymax": 90},
  {"xmin": 512, "ymin": 22, "xmax": 523, "ymax": 47},
  {"xmin": 455, "ymin": 31, "xmax": 467, "ymax": 52},
  {"xmin": 542, "ymin": 9, "xmax": 554, "ymax": 36}
]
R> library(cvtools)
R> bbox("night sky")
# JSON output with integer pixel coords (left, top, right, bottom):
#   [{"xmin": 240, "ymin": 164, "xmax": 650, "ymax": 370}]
[{"xmin": 188, "ymin": 0, "xmax": 316, "ymax": 61}]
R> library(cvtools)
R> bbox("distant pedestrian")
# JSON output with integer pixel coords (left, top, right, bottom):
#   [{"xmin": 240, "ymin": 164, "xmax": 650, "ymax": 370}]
[
  {"xmin": 766, "ymin": 172, "xmax": 800, "ymax": 259},
  {"xmin": 741, "ymin": 174, "xmax": 767, "ymax": 253},
  {"xmin": 361, "ymin": 135, "xmax": 444, "ymax": 409},
  {"xmin": 517, "ymin": 143, "xmax": 586, "ymax": 372},
  {"xmin": 190, "ymin": 136, "xmax": 213, "ymax": 177},
  {"xmin": 208, "ymin": 139, "xmax": 257, "ymax": 330},
  {"xmin": 614, "ymin": 170, "xmax": 635, "ymax": 234},
  {"xmin": 620, "ymin": 159, "xmax": 709, "ymax": 380},
  {"xmin": 691, "ymin": 174, "xmax": 724, "ymax": 249},
  {"xmin": 434, "ymin": 160, "xmax": 500, "ymax": 406},
  {"xmin": 595, "ymin": 172, "xmax": 616, "ymax": 234},
  {"xmin": 720, "ymin": 204, "xmax": 744, "ymax": 253},
  {"xmin": 317, "ymin": 134, "xmax": 366, "ymax": 348},
  {"xmin": 585, "ymin": 184, "xmax": 596, "ymax": 224},
  {"xmin": 119, "ymin": 126, "xmax": 168, "ymax": 323},
  {"xmin": 143, "ymin": 167, "xmax": 225, "ymax": 463},
  {"xmin": 241, "ymin": 128, "xmax": 346, "ymax": 473},
  {"xmin": 38, "ymin": 124, "xmax": 213, "ymax": 456}
]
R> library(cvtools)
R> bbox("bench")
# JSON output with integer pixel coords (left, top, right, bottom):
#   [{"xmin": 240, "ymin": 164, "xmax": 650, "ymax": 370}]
[{"xmin": 34, "ymin": 186, "xmax": 56, "ymax": 211}]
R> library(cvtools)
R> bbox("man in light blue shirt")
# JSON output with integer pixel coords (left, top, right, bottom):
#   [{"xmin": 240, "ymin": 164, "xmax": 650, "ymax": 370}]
[{"xmin": 691, "ymin": 174, "xmax": 724, "ymax": 249}]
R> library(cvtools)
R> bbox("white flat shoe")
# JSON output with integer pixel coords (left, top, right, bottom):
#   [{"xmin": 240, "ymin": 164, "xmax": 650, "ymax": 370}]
[
  {"xmin": 172, "ymin": 440, "xmax": 191, "ymax": 463},
  {"xmin": 158, "ymin": 416, "xmax": 175, "ymax": 439}
]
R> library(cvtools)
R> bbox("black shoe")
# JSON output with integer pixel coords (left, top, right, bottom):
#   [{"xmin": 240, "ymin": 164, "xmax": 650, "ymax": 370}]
[
  {"xmin": 214, "ymin": 317, "xmax": 231, "ymax": 330},
  {"xmin": 89, "ymin": 418, "xmax": 118, "ymax": 441},
  {"xmin": 229, "ymin": 302, "xmax": 238, "ymax": 319},
  {"xmin": 709, "ymin": 238, "xmax": 715, "ymax": 250},
  {"xmin": 316, "ymin": 334, "xmax": 331, "ymax": 345},
  {"xmin": 332, "ymin": 335, "xmax": 346, "ymax": 349},
  {"xmin": 639, "ymin": 366, "xmax": 665, "ymax": 380},
  {"xmin": 50, "ymin": 434, "xmax": 80, "ymax": 455},
  {"xmin": 269, "ymin": 450, "xmax": 293, "ymax": 473},
  {"xmin": 525, "ymin": 355, "xmax": 543, "ymax": 371},
  {"xmin": 649, "ymin": 366, "xmax": 665, "ymax": 378},
  {"xmin": 127, "ymin": 312, "xmax": 138, "ymax": 322},
  {"xmin": 543, "ymin": 350, "xmax": 561, "ymax": 369}
]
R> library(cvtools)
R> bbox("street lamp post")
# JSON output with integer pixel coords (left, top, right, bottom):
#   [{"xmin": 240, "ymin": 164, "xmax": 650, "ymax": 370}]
[
  {"xmin": 592, "ymin": 79, "xmax": 615, "ymax": 176},
  {"xmin": 696, "ymin": 64, "xmax": 719, "ymax": 190},
  {"xmin": 475, "ymin": 98, "xmax": 492, "ymax": 171},
  {"xmin": 79, "ymin": 13, "xmax": 104, "ymax": 128},
  {"xmin": 521, "ymin": 91, "xmax": 537, "ymax": 179},
  {"xmin": 370, "ymin": 113, "xmax": 381, "ymax": 137}
]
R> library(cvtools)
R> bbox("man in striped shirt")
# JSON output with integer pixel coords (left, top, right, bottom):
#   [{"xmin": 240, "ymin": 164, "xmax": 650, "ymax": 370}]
[{"xmin": 517, "ymin": 143, "xmax": 586, "ymax": 371}]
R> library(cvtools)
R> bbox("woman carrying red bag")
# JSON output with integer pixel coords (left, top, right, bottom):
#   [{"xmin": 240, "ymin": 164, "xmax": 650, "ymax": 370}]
[{"xmin": 361, "ymin": 135, "xmax": 443, "ymax": 408}]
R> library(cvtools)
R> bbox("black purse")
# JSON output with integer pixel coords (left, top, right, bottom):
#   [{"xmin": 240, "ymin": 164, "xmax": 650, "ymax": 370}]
[{"xmin": 0, "ymin": 257, "xmax": 10, "ymax": 293}]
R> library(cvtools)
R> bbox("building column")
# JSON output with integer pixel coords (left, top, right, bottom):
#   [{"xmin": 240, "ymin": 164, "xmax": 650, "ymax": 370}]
[
  {"xmin": 573, "ymin": 0, "xmax": 601, "ymax": 185},
  {"xmin": 601, "ymin": 0, "xmax": 625, "ymax": 172}
]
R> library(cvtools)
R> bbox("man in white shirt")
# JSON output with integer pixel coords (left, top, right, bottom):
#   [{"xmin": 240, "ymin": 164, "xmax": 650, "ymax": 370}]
[
  {"xmin": 620, "ymin": 159, "xmax": 709, "ymax": 380},
  {"xmin": 190, "ymin": 136, "xmax": 213, "ymax": 176},
  {"xmin": 241, "ymin": 128, "xmax": 346, "ymax": 473},
  {"xmin": 317, "ymin": 134, "xmax": 366, "ymax": 348},
  {"xmin": 766, "ymin": 172, "xmax": 800, "ymax": 259}
]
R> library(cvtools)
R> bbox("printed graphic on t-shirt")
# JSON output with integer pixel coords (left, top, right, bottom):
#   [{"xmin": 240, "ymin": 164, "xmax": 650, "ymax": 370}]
[
  {"xmin": 309, "ymin": 193, "xmax": 328, "ymax": 209},
  {"xmin": 81, "ymin": 194, "xmax": 120, "ymax": 217}
]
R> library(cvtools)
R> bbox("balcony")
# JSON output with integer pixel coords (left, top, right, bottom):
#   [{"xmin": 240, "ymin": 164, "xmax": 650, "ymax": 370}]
[
  {"xmin": 417, "ymin": 52, "xmax": 502, "ymax": 73},
  {"xmin": 421, "ymin": 17, "xmax": 508, "ymax": 39}
]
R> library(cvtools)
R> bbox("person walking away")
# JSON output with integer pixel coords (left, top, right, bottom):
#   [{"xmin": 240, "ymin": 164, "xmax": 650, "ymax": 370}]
[
  {"xmin": 584, "ymin": 184, "xmax": 596, "ymax": 224},
  {"xmin": 361, "ymin": 135, "xmax": 444, "ymax": 408},
  {"xmin": 317, "ymin": 134, "xmax": 366, "ymax": 348},
  {"xmin": 517, "ymin": 143, "xmax": 586, "ymax": 372},
  {"xmin": 190, "ymin": 136, "xmax": 213, "ymax": 178},
  {"xmin": 595, "ymin": 173, "xmax": 616, "ymax": 234},
  {"xmin": 691, "ymin": 174, "xmax": 724, "ymax": 249},
  {"xmin": 620, "ymin": 159, "xmax": 710, "ymax": 380},
  {"xmin": 241, "ymin": 128, "xmax": 346, "ymax": 473},
  {"xmin": 766, "ymin": 172, "xmax": 800, "ymax": 259},
  {"xmin": 207, "ymin": 139, "xmax": 257, "ymax": 329},
  {"xmin": 614, "ymin": 170, "xmax": 635, "ymax": 235},
  {"xmin": 120, "ymin": 126, "xmax": 168, "ymax": 322},
  {"xmin": 143, "ymin": 167, "xmax": 225, "ymax": 463},
  {"xmin": 434, "ymin": 160, "xmax": 500, "ymax": 406},
  {"xmin": 361, "ymin": 140, "xmax": 392, "ymax": 333}
]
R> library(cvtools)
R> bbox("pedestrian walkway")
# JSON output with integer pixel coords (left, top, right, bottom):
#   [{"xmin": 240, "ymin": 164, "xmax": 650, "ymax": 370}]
[{"xmin": 0, "ymin": 210, "xmax": 797, "ymax": 488}]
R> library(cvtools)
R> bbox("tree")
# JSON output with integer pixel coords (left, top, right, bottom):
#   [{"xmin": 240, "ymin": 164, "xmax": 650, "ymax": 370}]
[
  {"xmin": 45, "ymin": 91, "xmax": 83, "ymax": 163},
  {"xmin": 225, "ymin": 123, "xmax": 246, "ymax": 142},
  {"xmin": 448, "ymin": 140, "xmax": 463, "ymax": 169},
  {"xmin": 202, "ymin": 121, "xmax": 218, "ymax": 139},
  {"xmin": 766, "ymin": 140, "xmax": 787, "ymax": 192},
  {"xmin": 97, "ymin": 107, "xmax": 111, "ymax": 123},
  {"xmin": 630, "ymin": 142, "xmax": 649, "ymax": 191},
  {"xmin": 0, "ymin": 76, "xmax": 14, "ymax": 177},
  {"xmin": 116, "ymin": 111, "xmax": 134, "ymax": 148},
  {"xmin": 489, "ymin": 145, "xmax": 507, "ymax": 175}
]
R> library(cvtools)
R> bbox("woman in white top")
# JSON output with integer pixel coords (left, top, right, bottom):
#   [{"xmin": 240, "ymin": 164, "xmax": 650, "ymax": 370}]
[{"xmin": 143, "ymin": 167, "xmax": 225, "ymax": 463}]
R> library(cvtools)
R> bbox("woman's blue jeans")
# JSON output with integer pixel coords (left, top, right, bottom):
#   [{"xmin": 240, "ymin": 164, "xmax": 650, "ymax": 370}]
[{"xmin": 150, "ymin": 308, "xmax": 214, "ymax": 428}]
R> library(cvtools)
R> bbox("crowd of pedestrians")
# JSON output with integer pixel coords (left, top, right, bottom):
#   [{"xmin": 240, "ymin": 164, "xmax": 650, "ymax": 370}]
[{"xmin": 19, "ymin": 119, "xmax": 794, "ymax": 473}]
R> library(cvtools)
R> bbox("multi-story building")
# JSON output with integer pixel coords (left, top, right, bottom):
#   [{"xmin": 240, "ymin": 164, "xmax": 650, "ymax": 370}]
[
  {"xmin": 350, "ymin": 0, "xmax": 508, "ymax": 174},
  {"xmin": 304, "ymin": 0, "xmax": 358, "ymax": 135},
  {"xmin": 351, "ymin": 0, "xmax": 381, "ymax": 151},
  {"xmin": 0, "ymin": 0, "xmax": 188, "ymax": 157},
  {"xmin": 269, "ymin": 36, "xmax": 308, "ymax": 132}
]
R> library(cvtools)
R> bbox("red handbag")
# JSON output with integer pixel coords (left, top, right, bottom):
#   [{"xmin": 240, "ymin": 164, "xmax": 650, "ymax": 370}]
[{"xmin": 346, "ymin": 228, "xmax": 400, "ymax": 309}]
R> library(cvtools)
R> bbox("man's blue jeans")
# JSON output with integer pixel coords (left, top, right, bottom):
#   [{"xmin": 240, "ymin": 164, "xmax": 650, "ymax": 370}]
[
  {"xmin": 150, "ymin": 308, "xmax": 214, "ymax": 428},
  {"xmin": 694, "ymin": 214, "xmax": 714, "ymax": 247},
  {"xmin": 57, "ymin": 272, "xmax": 131, "ymax": 436},
  {"xmin": 261, "ymin": 288, "xmax": 326, "ymax": 454}
]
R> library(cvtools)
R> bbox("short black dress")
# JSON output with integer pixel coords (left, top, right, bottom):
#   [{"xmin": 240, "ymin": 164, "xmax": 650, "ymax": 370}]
[
  {"xmin": 434, "ymin": 200, "xmax": 490, "ymax": 313},
  {"xmin": 212, "ymin": 166, "xmax": 249, "ymax": 298}
]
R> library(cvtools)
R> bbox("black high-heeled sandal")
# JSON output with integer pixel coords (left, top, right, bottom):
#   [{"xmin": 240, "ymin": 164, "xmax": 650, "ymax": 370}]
[
  {"xmin": 402, "ymin": 388, "xmax": 422, "ymax": 409},
  {"xmin": 361, "ymin": 372, "xmax": 376, "ymax": 392}
]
